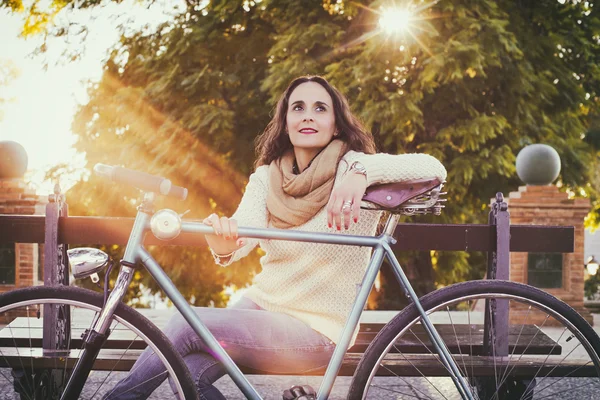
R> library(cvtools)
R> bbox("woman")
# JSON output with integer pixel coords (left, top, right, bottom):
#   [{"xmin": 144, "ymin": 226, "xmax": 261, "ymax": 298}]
[{"xmin": 107, "ymin": 76, "xmax": 447, "ymax": 399}]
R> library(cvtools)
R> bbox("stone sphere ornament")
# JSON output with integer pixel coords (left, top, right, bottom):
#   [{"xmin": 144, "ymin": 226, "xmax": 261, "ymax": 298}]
[
  {"xmin": 0, "ymin": 141, "xmax": 28, "ymax": 179},
  {"xmin": 515, "ymin": 144, "xmax": 561, "ymax": 185}
]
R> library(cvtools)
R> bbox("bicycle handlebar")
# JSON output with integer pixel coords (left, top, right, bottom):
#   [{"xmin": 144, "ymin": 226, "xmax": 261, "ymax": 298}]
[{"xmin": 93, "ymin": 164, "xmax": 188, "ymax": 200}]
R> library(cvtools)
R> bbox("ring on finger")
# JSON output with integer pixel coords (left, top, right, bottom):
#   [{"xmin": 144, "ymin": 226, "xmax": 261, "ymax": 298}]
[{"xmin": 342, "ymin": 200, "xmax": 353, "ymax": 211}]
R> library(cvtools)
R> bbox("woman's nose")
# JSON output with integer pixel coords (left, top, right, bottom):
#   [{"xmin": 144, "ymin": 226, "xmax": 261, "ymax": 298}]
[{"xmin": 303, "ymin": 116, "xmax": 314, "ymax": 122}]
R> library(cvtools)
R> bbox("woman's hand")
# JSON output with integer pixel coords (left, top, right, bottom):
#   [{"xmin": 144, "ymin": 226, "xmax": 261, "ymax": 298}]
[
  {"xmin": 326, "ymin": 172, "xmax": 368, "ymax": 230},
  {"xmin": 202, "ymin": 214, "xmax": 245, "ymax": 255}
]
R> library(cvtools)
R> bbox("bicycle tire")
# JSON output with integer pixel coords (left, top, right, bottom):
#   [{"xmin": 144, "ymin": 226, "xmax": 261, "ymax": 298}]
[
  {"xmin": 348, "ymin": 280, "xmax": 600, "ymax": 400},
  {"xmin": 0, "ymin": 285, "xmax": 198, "ymax": 400}
]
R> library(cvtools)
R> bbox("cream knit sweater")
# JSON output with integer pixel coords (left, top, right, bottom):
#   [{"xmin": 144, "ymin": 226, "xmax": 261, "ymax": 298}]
[{"xmin": 214, "ymin": 151, "xmax": 447, "ymax": 345}]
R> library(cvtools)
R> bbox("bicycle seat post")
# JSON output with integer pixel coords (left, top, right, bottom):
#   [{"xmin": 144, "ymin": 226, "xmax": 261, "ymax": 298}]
[{"xmin": 382, "ymin": 213, "xmax": 401, "ymax": 239}]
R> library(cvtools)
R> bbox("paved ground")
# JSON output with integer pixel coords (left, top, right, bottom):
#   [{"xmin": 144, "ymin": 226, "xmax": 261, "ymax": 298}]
[{"xmin": 5, "ymin": 372, "xmax": 596, "ymax": 399}]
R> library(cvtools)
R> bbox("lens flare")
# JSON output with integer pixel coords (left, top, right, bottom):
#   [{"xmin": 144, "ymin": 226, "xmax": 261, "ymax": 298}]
[{"xmin": 379, "ymin": 8, "xmax": 414, "ymax": 34}]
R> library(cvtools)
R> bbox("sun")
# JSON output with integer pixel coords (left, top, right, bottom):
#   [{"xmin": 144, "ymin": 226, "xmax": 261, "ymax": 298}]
[{"xmin": 379, "ymin": 8, "xmax": 415, "ymax": 35}]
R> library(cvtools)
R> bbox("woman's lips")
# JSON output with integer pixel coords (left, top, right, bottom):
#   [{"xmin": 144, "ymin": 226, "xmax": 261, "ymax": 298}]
[{"xmin": 299, "ymin": 129, "xmax": 318, "ymax": 134}]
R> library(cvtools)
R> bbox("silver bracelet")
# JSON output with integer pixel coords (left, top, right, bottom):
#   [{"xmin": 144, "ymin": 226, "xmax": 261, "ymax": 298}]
[
  {"xmin": 349, "ymin": 161, "xmax": 367, "ymax": 179},
  {"xmin": 209, "ymin": 248, "xmax": 236, "ymax": 265}
]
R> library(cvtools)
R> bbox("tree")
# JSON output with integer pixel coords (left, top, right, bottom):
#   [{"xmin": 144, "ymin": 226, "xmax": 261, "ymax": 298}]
[
  {"xmin": 5, "ymin": 0, "xmax": 600, "ymax": 308},
  {"xmin": 324, "ymin": 0, "xmax": 600, "ymax": 305}
]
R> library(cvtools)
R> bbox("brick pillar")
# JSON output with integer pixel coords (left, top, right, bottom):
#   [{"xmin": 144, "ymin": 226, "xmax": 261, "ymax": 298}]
[
  {"xmin": 0, "ymin": 178, "xmax": 47, "ymax": 291},
  {"xmin": 505, "ymin": 185, "xmax": 592, "ymax": 324}
]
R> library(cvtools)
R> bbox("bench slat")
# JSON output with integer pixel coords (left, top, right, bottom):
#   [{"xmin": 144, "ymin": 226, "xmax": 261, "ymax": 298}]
[
  {"xmin": 349, "ymin": 324, "xmax": 559, "ymax": 355},
  {"xmin": 0, "ymin": 350, "xmax": 592, "ymax": 377},
  {"xmin": 0, "ymin": 215, "xmax": 574, "ymax": 253},
  {"xmin": 0, "ymin": 348, "xmax": 141, "ymax": 371},
  {"xmin": 334, "ymin": 354, "xmax": 597, "ymax": 378},
  {"xmin": 0, "ymin": 323, "xmax": 560, "ymax": 355}
]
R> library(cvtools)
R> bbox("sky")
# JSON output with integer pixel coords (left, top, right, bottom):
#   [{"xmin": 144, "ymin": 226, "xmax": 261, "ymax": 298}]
[{"xmin": 0, "ymin": 0, "xmax": 185, "ymax": 194}]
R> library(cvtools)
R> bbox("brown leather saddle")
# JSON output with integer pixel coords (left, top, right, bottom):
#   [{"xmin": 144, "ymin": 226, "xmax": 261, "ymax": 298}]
[{"xmin": 361, "ymin": 178, "xmax": 446, "ymax": 215}]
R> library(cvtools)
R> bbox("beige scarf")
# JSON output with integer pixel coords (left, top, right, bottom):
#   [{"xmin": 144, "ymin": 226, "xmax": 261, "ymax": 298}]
[{"xmin": 267, "ymin": 139, "xmax": 348, "ymax": 229}]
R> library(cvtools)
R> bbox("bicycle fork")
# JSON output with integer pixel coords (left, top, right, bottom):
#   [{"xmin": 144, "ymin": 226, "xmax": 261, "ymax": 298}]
[{"xmin": 59, "ymin": 266, "xmax": 135, "ymax": 400}]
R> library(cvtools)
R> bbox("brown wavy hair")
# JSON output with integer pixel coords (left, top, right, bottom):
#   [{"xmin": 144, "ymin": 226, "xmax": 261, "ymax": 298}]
[{"xmin": 254, "ymin": 76, "xmax": 376, "ymax": 168}]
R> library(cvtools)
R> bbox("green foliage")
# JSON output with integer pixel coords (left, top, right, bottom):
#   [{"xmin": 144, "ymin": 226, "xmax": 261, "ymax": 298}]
[
  {"xmin": 9, "ymin": 0, "xmax": 600, "ymax": 306},
  {"xmin": 1, "ymin": 0, "xmax": 120, "ymax": 35},
  {"xmin": 327, "ymin": 0, "xmax": 599, "ymax": 296},
  {"xmin": 585, "ymin": 272, "xmax": 600, "ymax": 300},
  {"xmin": 0, "ymin": 0, "xmax": 24, "ymax": 13}
]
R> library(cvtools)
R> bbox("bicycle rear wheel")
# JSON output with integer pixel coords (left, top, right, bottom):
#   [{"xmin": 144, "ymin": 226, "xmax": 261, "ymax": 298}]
[
  {"xmin": 0, "ymin": 285, "xmax": 198, "ymax": 400},
  {"xmin": 348, "ymin": 280, "xmax": 600, "ymax": 400}
]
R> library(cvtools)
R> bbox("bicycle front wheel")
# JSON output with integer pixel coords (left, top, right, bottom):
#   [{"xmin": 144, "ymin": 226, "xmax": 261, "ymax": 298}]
[
  {"xmin": 348, "ymin": 280, "xmax": 600, "ymax": 400},
  {"xmin": 0, "ymin": 285, "xmax": 198, "ymax": 400}
]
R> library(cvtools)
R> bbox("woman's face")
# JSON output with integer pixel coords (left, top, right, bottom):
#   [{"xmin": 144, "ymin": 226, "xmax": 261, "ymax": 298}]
[{"xmin": 285, "ymin": 81, "xmax": 337, "ymax": 153}]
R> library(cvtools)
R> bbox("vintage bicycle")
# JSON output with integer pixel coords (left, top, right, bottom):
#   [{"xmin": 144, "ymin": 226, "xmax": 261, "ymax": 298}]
[{"xmin": 0, "ymin": 163, "xmax": 599, "ymax": 399}]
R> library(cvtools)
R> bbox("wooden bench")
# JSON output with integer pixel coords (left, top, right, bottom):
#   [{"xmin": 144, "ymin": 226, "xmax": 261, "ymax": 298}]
[
  {"xmin": 0, "ymin": 317, "xmax": 576, "ymax": 376},
  {"xmin": 0, "ymin": 315, "xmax": 582, "ymax": 377},
  {"xmin": 0, "ymin": 188, "xmax": 579, "ymax": 380}
]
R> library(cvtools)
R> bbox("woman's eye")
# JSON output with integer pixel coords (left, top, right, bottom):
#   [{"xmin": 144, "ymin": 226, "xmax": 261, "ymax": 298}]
[
  {"xmin": 293, "ymin": 105, "xmax": 303, "ymax": 111},
  {"xmin": 316, "ymin": 106, "xmax": 326, "ymax": 112}
]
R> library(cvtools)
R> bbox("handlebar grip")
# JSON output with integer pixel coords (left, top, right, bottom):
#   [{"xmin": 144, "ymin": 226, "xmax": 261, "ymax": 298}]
[
  {"xmin": 93, "ymin": 163, "xmax": 188, "ymax": 200},
  {"xmin": 168, "ymin": 184, "xmax": 188, "ymax": 201}
]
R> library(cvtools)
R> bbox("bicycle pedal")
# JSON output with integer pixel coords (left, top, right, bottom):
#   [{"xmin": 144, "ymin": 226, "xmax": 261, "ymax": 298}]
[{"xmin": 282, "ymin": 385, "xmax": 316, "ymax": 400}]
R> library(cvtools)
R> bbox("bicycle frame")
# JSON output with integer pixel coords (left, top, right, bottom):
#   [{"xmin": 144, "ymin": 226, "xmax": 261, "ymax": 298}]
[{"xmin": 75, "ymin": 193, "xmax": 474, "ymax": 400}]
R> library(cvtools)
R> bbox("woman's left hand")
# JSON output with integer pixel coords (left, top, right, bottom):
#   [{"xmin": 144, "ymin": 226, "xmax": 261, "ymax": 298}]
[{"xmin": 326, "ymin": 172, "xmax": 368, "ymax": 230}]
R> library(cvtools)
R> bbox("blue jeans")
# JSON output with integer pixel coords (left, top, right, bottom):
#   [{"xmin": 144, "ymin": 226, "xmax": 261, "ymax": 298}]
[{"xmin": 105, "ymin": 297, "xmax": 336, "ymax": 399}]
